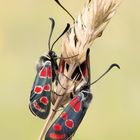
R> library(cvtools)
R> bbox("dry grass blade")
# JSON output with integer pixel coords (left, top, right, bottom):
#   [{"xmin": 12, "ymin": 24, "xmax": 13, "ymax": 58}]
[
  {"xmin": 91, "ymin": 0, "xmax": 120, "ymax": 37},
  {"xmin": 62, "ymin": 0, "xmax": 121, "ymax": 64}
]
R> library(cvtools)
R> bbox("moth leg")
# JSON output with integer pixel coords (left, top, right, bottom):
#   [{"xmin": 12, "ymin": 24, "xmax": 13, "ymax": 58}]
[
  {"xmin": 62, "ymin": 73, "xmax": 73, "ymax": 81},
  {"xmin": 52, "ymin": 90, "xmax": 65, "ymax": 97}
]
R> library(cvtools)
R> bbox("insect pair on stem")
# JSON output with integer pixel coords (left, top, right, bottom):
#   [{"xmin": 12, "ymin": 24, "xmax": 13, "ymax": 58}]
[
  {"xmin": 29, "ymin": 16, "xmax": 89, "ymax": 119},
  {"xmin": 29, "ymin": 0, "xmax": 120, "ymax": 139},
  {"xmin": 29, "ymin": 0, "xmax": 81, "ymax": 119},
  {"xmin": 43, "ymin": 50, "xmax": 120, "ymax": 140}
]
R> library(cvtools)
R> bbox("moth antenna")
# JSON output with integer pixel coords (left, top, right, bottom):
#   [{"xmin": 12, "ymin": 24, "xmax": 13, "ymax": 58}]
[
  {"xmin": 54, "ymin": 0, "xmax": 75, "ymax": 21},
  {"xmin": 48, "ymin": 17, "xmax": 55, "ymax": 51},
  {"xmin": 50, "ymin": 23, "xmax": 70, "ymax": 51},
  {"xmin": 89, "ymin": 63, "xmax": 120, "ymax": 86}
]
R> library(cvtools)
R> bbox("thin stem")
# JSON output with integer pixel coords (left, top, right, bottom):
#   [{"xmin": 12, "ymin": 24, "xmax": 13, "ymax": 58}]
[
  {"xmin": 57, "ymin": 54, "xmax": 79, "ymax": 60},
  {"xmin": 38, "ymin": 111, "xmax": 56, "ymax": 140}
]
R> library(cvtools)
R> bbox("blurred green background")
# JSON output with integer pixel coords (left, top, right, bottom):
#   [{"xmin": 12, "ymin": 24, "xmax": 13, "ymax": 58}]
[{"xmin": 0, "ymin": 0, "xmax": 140, "ymax": 139}]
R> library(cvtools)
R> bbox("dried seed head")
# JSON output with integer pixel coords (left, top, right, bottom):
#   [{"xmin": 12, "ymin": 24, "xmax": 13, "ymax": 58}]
[{"xmin": 61, "ymin": 0, "xmax": 120, "ymax": 64}]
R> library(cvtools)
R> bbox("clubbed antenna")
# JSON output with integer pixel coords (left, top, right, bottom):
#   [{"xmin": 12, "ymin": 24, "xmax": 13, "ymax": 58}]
[
  {"xmin": 50, "ymin": 23, "xmax": 70, "ymax": 51},
  {"xmin": 90, "ymin": 63, "xmax": 120, "ymax": 86},
  {"xmin": 54, "ymin": 0, "xmax": 75, "ymax": 21},
  {"xmin": 48, "ymin": 17, "xmax": 55, "ymax": 51},
  {"xmin": 48, "ymin": 17, "xmax": 70, "ymax": 51}
]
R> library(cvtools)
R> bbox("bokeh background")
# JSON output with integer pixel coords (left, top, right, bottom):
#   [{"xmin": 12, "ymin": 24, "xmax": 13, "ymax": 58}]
[{"xmin": 0, "ymin": 0, "xmax": 140, "ymax": 139}]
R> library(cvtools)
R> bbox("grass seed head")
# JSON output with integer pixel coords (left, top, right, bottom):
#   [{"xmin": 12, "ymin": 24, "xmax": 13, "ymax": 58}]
[{"xmin": 61, "ymin": 0, "xmax": 120, "ymax": 64}]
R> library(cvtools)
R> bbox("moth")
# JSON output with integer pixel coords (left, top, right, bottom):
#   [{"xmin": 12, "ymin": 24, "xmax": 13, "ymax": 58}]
[{"xmin": 29, "ymin": 18, "xmax": 70, "ymax": 119}]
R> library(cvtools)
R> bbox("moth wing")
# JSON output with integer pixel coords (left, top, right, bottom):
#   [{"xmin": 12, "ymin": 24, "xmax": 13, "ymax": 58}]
[{"xmin": 29, "ymin": 61, "xmax": 52, "ymax": 119}]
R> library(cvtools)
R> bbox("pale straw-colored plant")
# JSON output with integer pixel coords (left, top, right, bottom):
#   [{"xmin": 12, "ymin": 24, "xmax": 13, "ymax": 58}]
[
  {"xmin": 39, "ymin": 0, "xmax": 120, "ymax": 139},
  {"xmin": 62, "ymin": 0, "xmax": 120, "ymax": 64}
]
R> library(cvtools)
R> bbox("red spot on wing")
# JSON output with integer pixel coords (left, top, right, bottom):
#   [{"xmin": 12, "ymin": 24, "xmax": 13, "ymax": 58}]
[
  {"xmin": 70, "ymin": 96, "xmax": 79, "ymax": 107},
  {"xmin": 33, "ymin": 101, "xmax": 42, "ymax": 111},
  {"xmin": 40, "ymin": 96, "xmax": 48, "ymax": 105},
  {"xmin": 70, "ymin": 96, "xmax": 81, "ymax": 112},
  {"xmin": 73, "ymin": 101, "xmax": 81, "ymax": 112},
  {"xmin": 58, "ymin": 59, "xmax": 65, "ymax": 74},
  {"xmin": 65, "ymin": 119, "xmax": 74, "ymax": 129},
  {"xmin": 49, "ymin": 133, "xmax": 65, "ymax": 139},
  {"xmin": 34, "ymin": 86, "xmax": 43, "ymax": 94},
  {"xmin": 47, "ymin": 66, "xmax": 52, "ymax": 78},
  {"xmin": 44, "ymin": 84, "xmax": 50, "ymax": 91},
  {"xmin": 61, "ymin": 112, "xmax": 68, "ymax": 120},
  {"xmin": 82, "ymin": 57, "xmax": 90, "ymax": 78},
  {"xmin": 82, "ymin": 67, "xmax": 88, "ymax": 77},
  {"xmin": 39, "ymin": 67, "xmax": 47, "ymax": 78},
  {"xmin": 53, "ymin": 123, "xmax": 62, "ymax": 131}
]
